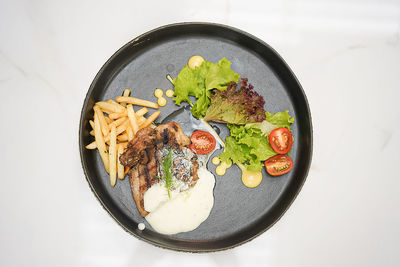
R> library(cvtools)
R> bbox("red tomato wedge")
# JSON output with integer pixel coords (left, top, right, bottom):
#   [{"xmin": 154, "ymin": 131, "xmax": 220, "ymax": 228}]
[
  {"xmin": 189, "ymin": 130, "xmax": 216, "ymax": 154},
  {"xmin": 268, "ymin": 127, "xmax": 293, "ymax": 154},
  {"xmin": 264, "ymin": 154, "xmax": 294, "ymax": 176}
]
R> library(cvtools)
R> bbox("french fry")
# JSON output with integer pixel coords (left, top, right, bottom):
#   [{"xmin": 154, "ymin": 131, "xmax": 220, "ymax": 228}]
[
  {"xmin": 120, "ymin": 89, "xmax": 131, "ymax": 107},
  {"xmin": 109, "ymin": 111, "xmax": 127, "ymax": 120},
  {"xmin": 104, "ymin": 120, "xmax": 129, "ymax": 142},
  {"xmin": 90, "ymin": 130, "xmax": 95, "ymax": 136},
  {"xmin": 93, "ymin": 105, "xmax": 110, "ymax": 137},
  {"xmin": 126, "ymin": 125, "xmax": 134, "ymax": 141},
  {"xmin": 89, "ymin": 120, "xmax": 95, "ymax": 129},
  {"xmin": 124, "ymin": 166, "xmax": 130, "ymax": 176},
  {"xmin": 137, "ymin": 116, "xmax": 146, "ymax": 128},
  {"xmin": 136, "ymin": 107, "xmax": 148, "ymax": 117},
  {"xmin": 127, "ymin": 104, "xmax": 139, "ymax": 134},
  {"xmin": 117, "ymin": 133, "xmax": 129, "ymax": 142},
  {"xmin": 141, "ymin": 110, "xmax": 161, "ymax": 128},
  {"xmin": 94, "ymin": 113, "xmax": 109, "ymax": 173},
  {"xmin": 123, "ymin": 88, "xmax": 131, "ymax": 96},
  {"xmin": 109, "ymin": 125, "xmax": 117, "ymax": 187},
  {"xmin": 107, "ymin": 99, "xmax": 126, "ymax": 112},
  {"xmin": 96, "ymin": 101, "xmax": 125, "ymax": 114},
  {"xmin": 116, "ymin": 96, "xmax": 159, "ymax": 109},
  {"xmin": 116, "ymin": 120, "xmax": 129, "ymax": 136},
  {"xmin": 108, "ymin": 117, "xmax": 128, "ymax": 129},
  {"xmin": 117, "ymin": 144, "xmax": 124, "ymax": 179},
  {"xmin": 118, "ymin": 142, "xmax": 128, "ymax": 148},
  {"xmin": 108, "ymin": 107, "xmax": 147, "ymax": 120},
  {"xmin": 85, "ymin": 141, "xmax": 96, "ymax": 149},
  {"xmin": 104, "ymin": 116, "xmax": 112, "ymax": 124}
]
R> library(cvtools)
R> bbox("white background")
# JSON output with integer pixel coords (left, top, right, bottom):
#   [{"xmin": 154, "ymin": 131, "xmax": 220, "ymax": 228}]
[{"xmin": 1, "ymin": 0, "xmax": 400, "ymax": 266}]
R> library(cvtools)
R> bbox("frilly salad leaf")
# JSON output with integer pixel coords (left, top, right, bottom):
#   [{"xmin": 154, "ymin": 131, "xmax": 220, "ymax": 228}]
[
  {"xmin": 173, "ymin": 58, "xmax": 240, "ymax": 118},
  {"xmin": 203, "ymin": 78, "xmax": 266, "ymax": 124},
  {"xmin": 219, "ymin": 125, "xmax": 276, "ymax": 171},
  {"xmin": 265, "ymin": 110, "xmax": 295, "ymax": 130},
  {"xmin": 219, "ymin": 111, "xmax": 295, "ymax": 171},
  {"xmin": 246, "ymin": 110, "xmax": 295, "ymax": 135}
]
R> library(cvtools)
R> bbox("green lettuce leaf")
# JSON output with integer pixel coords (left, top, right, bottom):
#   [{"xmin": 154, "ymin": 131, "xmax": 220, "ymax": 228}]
[
  {"xmin": 219, "ymin": 110, "xmax": 295, "ymax": 171},
  {"xmin": 246, "ymin": 110, "xmax": 294, "ymax": 135},
  {"xmin": 265, "ymin": 110, "xmax": 294, "ymax": 130},
  {"xmin": 173, "ymin": 58, "xmax": 240, "ymax": 118},
  {"xmin": 203, "ymin": 59, "xmax": 240, "ymax": 91},
  {"xmin": 191, "ymin": 89, "xmax": 211, "ymax": 119},
  {"xmin": 219, "ymin": 124, "xmax": 277, "ymax": 171},
  {"xmin": 219, "ymin": 136, "xmax": 250, "ymax": 165},
  {"xmin": 172, "ymin": 66, "xmax": 199, "ymax": 105}
]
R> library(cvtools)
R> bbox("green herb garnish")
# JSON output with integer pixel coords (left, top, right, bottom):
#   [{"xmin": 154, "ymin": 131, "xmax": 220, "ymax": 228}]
[{"xmin": 161, "ymin": 147, "xmax": 173, "ymax": 198}]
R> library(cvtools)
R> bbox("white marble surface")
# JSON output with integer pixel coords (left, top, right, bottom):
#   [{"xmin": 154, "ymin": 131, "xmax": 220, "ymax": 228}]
[{"xmin": 1, "ymin": 0, "xmax": 400, "ymax": 266}]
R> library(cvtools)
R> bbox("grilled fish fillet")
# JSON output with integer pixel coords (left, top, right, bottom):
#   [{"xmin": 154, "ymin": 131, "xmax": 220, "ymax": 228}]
[{"xmin": 120, "ymin": 122, "xmax": 198, "ymax": 217}]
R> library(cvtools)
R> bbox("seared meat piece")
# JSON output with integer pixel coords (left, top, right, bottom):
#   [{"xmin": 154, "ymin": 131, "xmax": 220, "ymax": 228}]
[
  {"xmin": 119, "ymin": 127, "xmax": 155, "ymax": 167},
  {"xmin": 154, "ymin": 122, "xmax": 190, "ymax": 149},
  {"xmin": 119, "ymin": 122, "xmax": 190, "ymax": 167},
  {"xmin": 119, "ymin": 122, "xmax": 198, "ymax": 217},
  {"xmin": 129, "ymin": 147, "xmax": 158, "ymax": 217}
]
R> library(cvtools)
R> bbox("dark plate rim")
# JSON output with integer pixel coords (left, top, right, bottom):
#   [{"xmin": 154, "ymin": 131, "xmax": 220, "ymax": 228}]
[{"xmin": 79, "ymin": 22, "xmax": 313, "ymax": 252}]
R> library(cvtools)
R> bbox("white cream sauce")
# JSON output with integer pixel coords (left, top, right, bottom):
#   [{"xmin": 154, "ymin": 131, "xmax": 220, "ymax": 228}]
[
  {"xmin": 138, "ymin": 223, "xmax": 145, "ymax": 230},
  {"xmin": 144, "ymin": 167, "xmax": 215, "ymax": 235}
]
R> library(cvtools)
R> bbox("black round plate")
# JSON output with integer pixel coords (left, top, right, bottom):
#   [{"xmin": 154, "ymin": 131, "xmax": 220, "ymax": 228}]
[{"xmin": 79, "ymin": 22, "xmax": 313, "ymax": 252}]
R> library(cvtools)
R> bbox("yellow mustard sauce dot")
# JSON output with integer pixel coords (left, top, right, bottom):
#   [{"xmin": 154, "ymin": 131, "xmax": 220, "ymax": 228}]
[
  {"xmin": 165, "ymin": 89, "xmax": 174, "ymax": 98},
  {"xmin": 215, "ymin": 164, "xmax": 226, "ymax": 176},
  {"xmin": 221, "ymin": 160, "xmax": 232, "ymax": 169},
  {"xmin": 211, "ymin": 156, "xmax": 220, "ymax": 165},
  {"xmin": 237, "ymin": 163, "xmax": 262, "ymax": 188},
  {"xmin": 154, "ymin": 88, "xmax": 163, "ymax": 98},
  {"xmin": 241, "ymin": 170, "xmax": 262, "ymax": 188},
  {"xmin": 188, "ymin": 55, "xmax": 205, "ymax": 70},
  {"xmin": 157, "ymin": 97, "xmax": 167, "ymax": 107}
]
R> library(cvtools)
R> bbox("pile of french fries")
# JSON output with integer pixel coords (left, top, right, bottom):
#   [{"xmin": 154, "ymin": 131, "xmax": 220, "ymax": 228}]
[{"xmin": 85, "ymin": 89, "xmax": 161, "ymax": 187}]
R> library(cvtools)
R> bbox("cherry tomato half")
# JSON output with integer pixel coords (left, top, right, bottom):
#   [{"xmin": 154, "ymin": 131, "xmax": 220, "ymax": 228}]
[
  {"xmin": 268, "ymin": 127, "xmax": 293, "ymax": 154},
  {"xmin": 189, "ymin": 130, "xmax": 216, "ymax": 154},
  {"xmin": 264, "ymin": 154, "xmax": 294, "ymax": 176}
]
